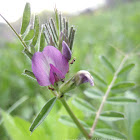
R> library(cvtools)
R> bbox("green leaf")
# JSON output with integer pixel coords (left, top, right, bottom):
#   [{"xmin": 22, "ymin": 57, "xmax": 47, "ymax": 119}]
[
  {"xmin": 24, "ymin": 29, "xmax": 35, "ymax": 41},
  {"xmin": 21, "ymin": 3, "xmax": 31, "ymax": 35},
  {"xmin": 100, "ymin": 55, "xmax": 115, "ymax": 73},
  {"xmin": 39, "ymin": 31, "xmax": 45, "ymax": 52},
  {"xmin": 0, "ymin": 96, "xmax": 28, "ymax": 125},
  {"xmin": 99, "ymin": 111, "xmax": 125, "ymax": 121},
  {"xmin": 59, "ymin": 115, "xmax": 89, "ymax": 129},
  {"xmin": 30, "ymin": 97, "xmax": 57, "ymax": 133},
  {"xmin": 30, "ymin": 15, "xmax": 40, "ymax": 48},
  {"xmin": 23, "ymin": 48, "xmax": 33, "ymax": 59},
  {"xmin": 94, "ymin": 129, "xmax": 127, "ymax": 139},
  {"xmin": 72, "ymin": 98, "xmax": 95, "ymax": 114},
  {"xmin": 84, "ymin": 88, "xmax": 104, "ymax": 99},
  {"xmin": 107, "ymin": 97, "xmax": 137, "ymax": 105},
  {"xmin": 111, "ymin": 82, "xmax": 135, "ymax": 93},
  {"xmin": 90, "ymin": 71, "xmax": 107, "ymax": 86},
  {"xmin": 23, "ymin": 69, "xmax": 36, "ymax": 79},
  {"xmin": 132, "ymin": 119, "xmax": 140, "ymax": 140},
  {"xmin": 118, "ymin": 63, "xmax": 135, "ymax": 76},
  {"xmin": 55, "ymin": 8, "xmax": 59, "ymax": 35},
  {"xmin": 2, "ymin": 111, "xmax": 48, "ymax": 140}
]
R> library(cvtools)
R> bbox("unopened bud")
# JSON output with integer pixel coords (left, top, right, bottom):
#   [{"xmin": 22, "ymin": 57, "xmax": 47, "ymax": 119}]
[
  {"xmin": 59, "ymin": 70, "xmax": 94, "ymax": 94},
  {"xmin": 74, "ymin": 70, "xmax": 94, "ymax": 86}
]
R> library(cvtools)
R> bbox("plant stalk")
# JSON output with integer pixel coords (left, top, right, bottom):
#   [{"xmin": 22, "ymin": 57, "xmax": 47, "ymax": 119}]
[
  {"xmin": 60, "ymin": 97, "xmax": 91, "ymax": 139},
  {"xmin": 89, "ymin": 55, "xmax": 129, "ymax": 137}
]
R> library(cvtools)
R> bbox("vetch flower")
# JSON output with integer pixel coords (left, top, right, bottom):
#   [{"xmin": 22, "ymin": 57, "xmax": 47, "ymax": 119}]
[{"xmin": 32, "ymin": 41, "xmax": 71, "ymax": 86}]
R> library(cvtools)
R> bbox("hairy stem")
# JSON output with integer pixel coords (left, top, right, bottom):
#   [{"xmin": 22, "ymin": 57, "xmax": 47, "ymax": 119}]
[
  {"xmin": 60, "ymin": 97, "xmax": 91, "ymax": 139},
  {"xmin": 89, "ymin": 55, "xmax": 129, "ymax": 137}
]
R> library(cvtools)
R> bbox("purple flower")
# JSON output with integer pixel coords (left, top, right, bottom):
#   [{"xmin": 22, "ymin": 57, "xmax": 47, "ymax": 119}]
[{"xmin": 32, "ymin": 41, "xmax": 71, "ymax": 86}]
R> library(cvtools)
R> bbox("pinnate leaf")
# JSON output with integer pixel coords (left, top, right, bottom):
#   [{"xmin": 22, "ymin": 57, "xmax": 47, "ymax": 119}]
[{"xmin": 94, "ymin": 129, "xmax": 127, "ymax": 139}]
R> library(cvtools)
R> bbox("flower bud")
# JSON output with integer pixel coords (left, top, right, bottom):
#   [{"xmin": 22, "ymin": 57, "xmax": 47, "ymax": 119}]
[
  {"xmin": 59, "ymin": 70, "xmax": 94, "ymax": 94},
  {"xmin": 74, "ymin": 70, "xmax": 94, "ymax": 86}
]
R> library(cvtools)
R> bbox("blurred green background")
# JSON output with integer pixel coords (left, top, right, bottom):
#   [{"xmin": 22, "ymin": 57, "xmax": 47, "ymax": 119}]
[{"xmin": 0, "ymin": 1, "xmax": 140, "ymax": 140}]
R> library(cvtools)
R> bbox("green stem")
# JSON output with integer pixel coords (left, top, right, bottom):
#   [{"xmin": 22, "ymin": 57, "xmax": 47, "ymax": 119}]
[{"xmin": 60, "ymin": 97, "xmax": 91, "ymax": 139}]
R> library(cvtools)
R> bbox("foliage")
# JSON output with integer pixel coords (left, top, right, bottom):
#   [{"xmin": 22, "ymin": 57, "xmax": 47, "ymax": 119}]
[{"xmin": 0, "ymin": 1, "xmax": 140, "ymax": 140}]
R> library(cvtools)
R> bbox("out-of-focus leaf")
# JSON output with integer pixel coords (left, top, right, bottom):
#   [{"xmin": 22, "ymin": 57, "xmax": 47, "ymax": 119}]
[
  {"xmin": 72, "ymin": 98, "xmax": 95, "ymax": 114},
  {"xmin": 55, "ymin": 8, "xmax": 59, "ymax": 34},
  {"xmin": 2, "ymin": 111, "xmax": 48, "ymax": 140},
  {"xmin": 111, "ymin": 82, "xmax": 135, "ymax": 93},
  {"xmin": 90, "ymin": 71, "xmax": 107, "ymax": 86},
  {"xmin": 30, "ymin": 97, "xmax": 57, "ymax": 133},
  {"xmin": 118, "ymin": 63, "xmax": 135, "ymax": 76},
  {"xmin": 100, "ymin": 55, "xmax": 115, "ymax": 73},
  {"xmin": 99, "ymin": 111, "xmax": 125, "ymax": 121},
  {"xmin": 0, "ymin": 96, "xmax": 28, "ymax": 125},
  {"xmin": 20, "ymin": 3, "xmax": 31, "ymax": 35},
  {"xmin": 24, "ymin": 29, "xmax": 35, "ymax": 41},
  {"xmin": 59, "ymin": 115, "xmax": 89, "ymax": 129},
  {"xmin": 30, "ymin": 15, "xmax": 40, "ymax": 48},
  {"xmin": 84, "ymin": 88, "xmax": 104, "ymax": 99},
  {"xmin": 39, "ymin": 31, "xmax": 46, "ymax": 52},
  {"xmin": 107, "ymin": 97, "xmax": 137, "ymax": 105},
  {"xmin": 94, "ymin": 129, "xmax": 127, "ymax": 139},
  {"xmin": 132, "ymin": 119, "xmax": 140, "ymax": 140}
]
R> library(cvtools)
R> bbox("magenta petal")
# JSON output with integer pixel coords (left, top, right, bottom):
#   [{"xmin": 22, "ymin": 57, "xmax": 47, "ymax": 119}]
[
  {"xmin": 44, "ymin": 46, "xmax": 69, "ymax": 76},
  {"xmin": 32, "ymin": 46, "xmax": 69, "ymax": 86},
  {"xmin": 32, "ymin": 52, "xmax": 51, "ymax": 86},
  {"xmin": 62, "ymin": 41, "xmax": 71, "ymax": 61},
  {"xmin": 49, "ymin": 64, "xmax": 65, "ymax": 85}
]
